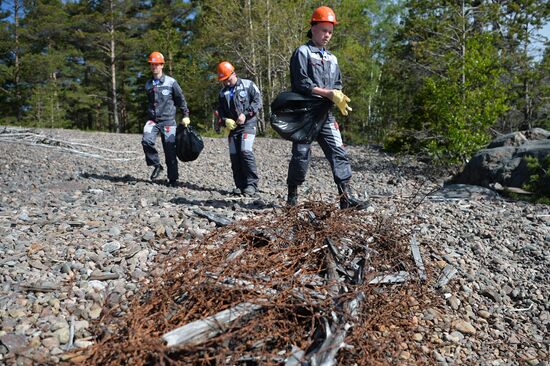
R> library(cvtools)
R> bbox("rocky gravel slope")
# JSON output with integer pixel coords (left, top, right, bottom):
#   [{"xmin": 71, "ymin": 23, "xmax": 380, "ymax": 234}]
[{"xmin": 0, "ymin": 128, "xmax": 548, "ymax": 365}]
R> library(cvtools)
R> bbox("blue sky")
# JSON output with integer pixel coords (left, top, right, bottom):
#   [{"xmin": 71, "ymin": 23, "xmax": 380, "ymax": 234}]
[
  {"xmin": 532, "ymin": 22, "xmax": 550, "ymax": 59},
  {"xmin": 539, "ymin": 22, "xmax": 550, "ymax": 43}
]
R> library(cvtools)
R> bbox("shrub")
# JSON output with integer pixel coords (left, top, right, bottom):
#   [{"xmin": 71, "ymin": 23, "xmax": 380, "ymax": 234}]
[{"xmin": 523, "ymin": 155, "xmax": 550, "ymax": 203}]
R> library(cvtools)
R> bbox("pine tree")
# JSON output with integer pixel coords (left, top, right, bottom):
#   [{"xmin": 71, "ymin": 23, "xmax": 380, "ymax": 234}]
[
  {"xmin": 19, "ymin": 0, "xmax": 75, "ymax": 127},
  {"xmin": 0, "ymin": 0, "xmax": 24, "ymax": 122},
  {"xmin": 378, "ymin": 0, "xmax": 510, "ymax": 163},
  {"xmin": 496, "ymin": 0, "xmax": 550, "ymax": 130},
  {"xmin": 71, "ymin": 0, "xmax": 141, "ymax": 132}
]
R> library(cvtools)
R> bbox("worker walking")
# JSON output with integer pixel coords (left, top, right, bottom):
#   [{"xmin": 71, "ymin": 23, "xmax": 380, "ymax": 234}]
[
  {"xmin": 142, "ymin": 51, "xmax": 191, "ymax": 187},
  {"xmin": 286, "ymin": 6, "xmax": 367, "ymax": 209},
  {"xmin": 215, "ymin": 61, "xmax": 262, "ymax": 196}
]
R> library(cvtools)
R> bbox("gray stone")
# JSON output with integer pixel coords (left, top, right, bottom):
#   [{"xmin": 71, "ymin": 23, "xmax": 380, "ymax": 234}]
[
  {"xmin": 451, "ymin": 128, "xmax": 550, "ymax": 189},
  {"xmin": 452, "ymin": 320, "xmax": 476, "ymax": 335},
  {"xmin": 480, "ymin": 288, "xmax": 501, "ymax": 303},
  {"xmin": 0, "ymin": 334, "xmax": 27, "ymax": 353},
  {"xmin": 102, "ymin": 241, "xmax": 121, "ymax": 253},
  {"xmin": 109, "ymin": 226, "xmax": 122, "ymax": 236},
  {"xmin": 486, "ymin": 131, "xmax": 528, "ymax": 148},
  {"xmin": 142, "ymin": 231, "xmax": 155, "ymax": 241}
]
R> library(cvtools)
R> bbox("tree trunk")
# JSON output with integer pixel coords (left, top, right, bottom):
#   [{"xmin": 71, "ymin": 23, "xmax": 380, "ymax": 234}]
[
  {"xmin": 51, "ymin": 71, "xmax": 57, "ymax": 128},
  {"xmin": 167, "ymin": 50, "xmax": 173, "ymax": 77},
  {"xmin": 461, "ymin": 0, "xmax": 466, "ymax": 103},
  {"xmin": 266, "ymin": 0, "xmax": 272, "ymax": 120},
  {"xmin": 14, "ymin": 0, "xmax": 21, "ymax": 121},
  {"xmin": 246, "ymin": 0, "xmax": 264, "ymax": 133},
  {"xmin": 522, "ymin": 22, "xmax": 531, "ymax": 129},
  {"xmin": 110, "ymin": 0, "xmax": 120, "ymax": 133}
]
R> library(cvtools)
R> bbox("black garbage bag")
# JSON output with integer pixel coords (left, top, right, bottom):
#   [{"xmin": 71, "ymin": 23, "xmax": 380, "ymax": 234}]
[
  {"xmin": 176, "ymin": 124, "xmax": 204, "ymax": 162},
  {"xmin": 270, "ymin": 91, "xmax": 333, "ymax": 144}
]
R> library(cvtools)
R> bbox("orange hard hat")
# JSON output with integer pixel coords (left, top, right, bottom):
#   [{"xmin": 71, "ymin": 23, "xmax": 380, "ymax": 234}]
[
  {"xmin": 148, "ymin": 51, "xmax": 165, "ymax": 64},
  {"xmin": 310, "ymin": 6, "xmax": 338, "ymax": 24},
  {"xmin": 217, "ymin": 61, "xmax": 235, "ymax": 81}
]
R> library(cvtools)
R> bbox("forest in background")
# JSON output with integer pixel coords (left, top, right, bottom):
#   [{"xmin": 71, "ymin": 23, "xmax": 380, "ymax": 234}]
[{"xmin": 0, "ymin": 0, "xmax": 549, "ymax": 162}]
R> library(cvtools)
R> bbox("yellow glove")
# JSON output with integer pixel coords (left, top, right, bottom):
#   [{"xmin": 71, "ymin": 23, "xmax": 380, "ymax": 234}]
[
  {"xmin": 182, "ymin": 117, "xmax": 191, "ymax": 127},
  {"xmin": 225, "ymin": 118, "xmax": 237, "ymax": 130},
  {"xmin": 331, "ymin": 90, "xmax": 352, "ymax": 116}
]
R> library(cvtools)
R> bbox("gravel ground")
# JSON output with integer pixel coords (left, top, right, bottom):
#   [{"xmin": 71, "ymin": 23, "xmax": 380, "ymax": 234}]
[{"xmin": 0, "ymin": 127, "xmax": 548, "ymax": 365}]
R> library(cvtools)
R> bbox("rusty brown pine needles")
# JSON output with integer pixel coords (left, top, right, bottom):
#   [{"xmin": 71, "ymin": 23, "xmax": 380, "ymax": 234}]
[{"xmin": 73, "ymin": 201, "xmax": 436, "ymax": 365}]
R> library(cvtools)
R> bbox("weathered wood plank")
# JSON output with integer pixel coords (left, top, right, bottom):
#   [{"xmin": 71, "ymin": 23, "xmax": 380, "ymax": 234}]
[
  {"xmin": 368, "ymin": 271, "xmax": 410, "ymax": 285},
  {"xmin": 410, "ymin": 235, "xmax": 427, "ymax": 281},
  {"xmin": 162, "ymin": 302, "xmax": 263, "ymax": 347},
  {"xmin": 436, "ymin": 264, "xmax": 457, "ymax": 288}
]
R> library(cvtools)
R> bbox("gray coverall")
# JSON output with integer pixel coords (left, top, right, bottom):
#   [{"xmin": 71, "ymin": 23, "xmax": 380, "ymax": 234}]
[
  {"xmin": 217, "ymin": 77, "xmax": 262, "ymax": 191},
  {"xmin": 142, "ymin": 74, "xmax": 189, "ymax": 183},
  {"xmin": 287, "ymin": 40, "xmax": 352, "ymax": 187}
]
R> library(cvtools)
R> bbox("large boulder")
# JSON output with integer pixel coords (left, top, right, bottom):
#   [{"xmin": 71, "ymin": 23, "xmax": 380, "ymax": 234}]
[{"xmin": 451, "ymin": 128, "xmax": 550, "ymax": 190}]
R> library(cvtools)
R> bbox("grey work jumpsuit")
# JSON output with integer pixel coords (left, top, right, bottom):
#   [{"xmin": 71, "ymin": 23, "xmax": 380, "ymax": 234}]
[
  {"xmin": 287, "ymin": 40, "xmax": 352, "ymax": 187},
  {"xmin": 142, "ymin": 74, "xmax": 189, "ymax": 183},
  {"xmin": 217, "ymin": 77, "xmax": 262, "ymax": 191}
]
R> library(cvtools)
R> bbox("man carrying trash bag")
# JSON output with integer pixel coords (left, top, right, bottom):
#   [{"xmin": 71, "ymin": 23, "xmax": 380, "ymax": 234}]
[
  {"xmin": 141, "ymin": 51, "xmax": 191, "ymax": 187},
  {"xmin": 278, "ymin": 6, "xmax": 368, "ymax": 209},
  {"xmin": 215, "ymin": 61, "xmax": 262, "ymax": 197}
]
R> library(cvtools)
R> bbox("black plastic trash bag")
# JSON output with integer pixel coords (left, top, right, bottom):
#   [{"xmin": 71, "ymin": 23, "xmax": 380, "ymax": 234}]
[
  {"xmin": 176, "ymin": 124, "xmax": 204, "ymax": 162},
  {"xmin": 270, "ymin": 91, "xmax": 333, "ymax": 144}
]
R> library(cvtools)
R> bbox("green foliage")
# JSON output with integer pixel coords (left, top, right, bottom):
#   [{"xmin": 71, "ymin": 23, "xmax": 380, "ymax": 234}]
[
  {"xmin": 415, "ymin": 36, "xmax": 508, "ymax": 162},
  {"xmin": 523, "ymin": 156, "xmax": 550, "ymax": 201},
  {"xmin": 493, "ymin": 0, "xmax": 550, "ymax": 130},
  {"xmin": 382, "ymin": 128, "xmax": 417, "ymax": 154},
  {"xmin": 378, "ymin": 1, "xmax": 516, "ymax": 164}
]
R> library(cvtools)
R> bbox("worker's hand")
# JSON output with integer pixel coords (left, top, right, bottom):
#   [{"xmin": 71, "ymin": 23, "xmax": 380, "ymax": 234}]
[
  {"xmin": 331, "ymin": 90, "xmax": 352, "ymax": 116},
  {"xmin": 237, "ymin": 113, "xmax": 246, "ymax": 125},
  {"xmin": 182, "ymin": 117, "xmax": 191, "ymax": 127},
  {"xmin": 225, "ymin": 118, "xmax": 237, "ymax": 130}
]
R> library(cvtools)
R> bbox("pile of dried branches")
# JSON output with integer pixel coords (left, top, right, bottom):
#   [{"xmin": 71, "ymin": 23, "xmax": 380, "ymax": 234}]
[
  {"xmin": 70, "ymin": 202, "xmax": 436, "ymax": 365},
  {"xmin": 0, "ymin": 127, "xmax": 139, "ymax": 161}
]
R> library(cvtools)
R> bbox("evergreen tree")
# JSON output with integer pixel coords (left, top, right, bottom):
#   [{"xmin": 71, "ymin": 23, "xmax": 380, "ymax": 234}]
[
  {"xmin": 0, "ymin": 0, "xmax": 24, "ymax": 122},
  {"xmin": 379, "ymin": 0, "xmax": 510, "ymax": 163},
  {"xmin": 70, "ymin": 0, "xmax": 141, "ymax": 132},
  {"xmin": 496, "ymin": 0, "xmax": 550, "ymax": 130},
  {"xmin": 532, "ymin": 45, "xmax": 550, "ymax": 129},
  {"xmin": 19, "ymin": 0, "xmax": 77, "ymax": 127}
]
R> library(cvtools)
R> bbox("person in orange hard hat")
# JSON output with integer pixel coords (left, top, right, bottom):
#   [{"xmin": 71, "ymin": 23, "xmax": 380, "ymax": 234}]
[
  {"xmin": 286, "ymin": 6, "xmax": 367, "ymax": 209},
  {"xmin": 142, "ymin": 51, "xmax": 191, "ymax": 187},
  {"xmin": 215, "ymin": 61, "xmax": 262, "ymax": 196}
]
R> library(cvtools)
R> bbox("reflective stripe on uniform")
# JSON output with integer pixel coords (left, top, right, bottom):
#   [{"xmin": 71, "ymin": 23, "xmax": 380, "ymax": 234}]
[
  {"xmin": 143, "ymin": 120, "xmax": 156, "ymax": 134},
  {"xmin": 329, "ymin": 122, "xmax": 343, "ymax": 147}
]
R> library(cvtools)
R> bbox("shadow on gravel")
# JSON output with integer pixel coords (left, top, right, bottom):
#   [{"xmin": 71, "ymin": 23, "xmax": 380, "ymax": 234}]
[
  {"xmin": 79, "ymin": 172, "xmax": 150, "ymax": 184},
  {"xmin": 177, "ymin": 182, "xmax": 229, "ymax": 195},
  {"xmin": 80, "ymin": 172, "xmax": 235, "ymax": 195},
  {"xmin": 169, "ymin": 196, "xmax": 279, "ymax": 210}
]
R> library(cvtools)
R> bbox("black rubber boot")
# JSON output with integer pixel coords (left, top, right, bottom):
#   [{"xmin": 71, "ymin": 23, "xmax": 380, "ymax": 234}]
[
  {"xmin": 287, "ymin": 185, "xmax": 298, "ymax": 206},
  {"xmin": 243, "ymin": 186, "xmax": 256, "ymax": 196},
  {"xmin": 150, "ymin": 165, "xmax": 163, "ymax": 180},
  {"xmin": 338, "ymin": 182, "xmax": 368, "ymax": 209}
]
